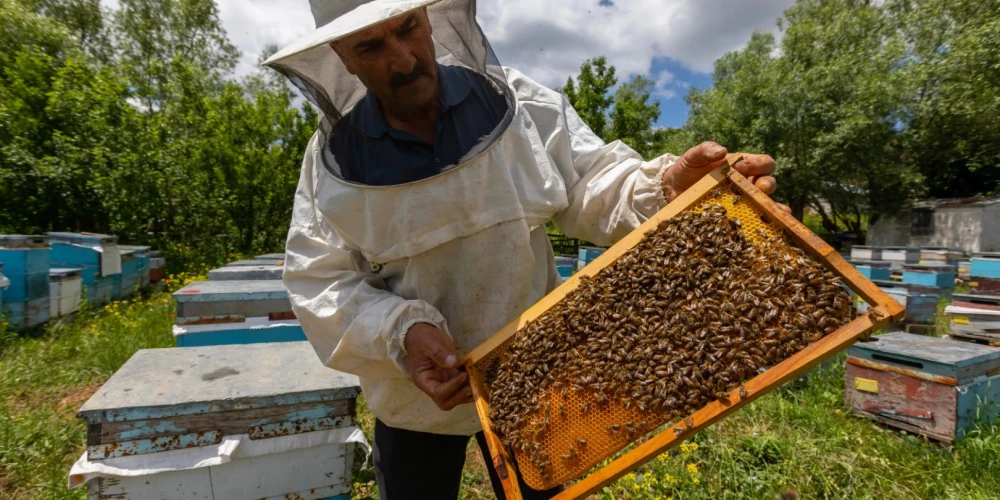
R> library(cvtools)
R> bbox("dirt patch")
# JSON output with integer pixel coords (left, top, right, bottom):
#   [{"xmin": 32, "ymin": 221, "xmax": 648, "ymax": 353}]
[{"xmin": 58, "ymin": 384, "xmax": 103, "ymax": 413}]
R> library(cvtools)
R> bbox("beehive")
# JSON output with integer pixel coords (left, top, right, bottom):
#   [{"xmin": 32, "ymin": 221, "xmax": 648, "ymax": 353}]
[{"xmin": 463, "ymin": 158, "xmax": 904, "ymax": 499}]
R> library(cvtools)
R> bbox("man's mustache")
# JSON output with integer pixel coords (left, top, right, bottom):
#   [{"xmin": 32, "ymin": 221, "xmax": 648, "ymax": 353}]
[{"xmin": 390, "ymin": 65, "xmax": 428, "ymax": 88}]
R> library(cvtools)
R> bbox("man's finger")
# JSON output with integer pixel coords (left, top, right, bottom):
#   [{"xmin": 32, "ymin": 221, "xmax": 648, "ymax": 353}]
[
  {"xmin": 777, "ymin": 203, "xmax": 792, "ymax": 214},
  {"xmin": 440, "ymin": 384, "xmax": 474, "ymax": 410},
  {"xmin": 754, "ymin": 176, "xmax": 777, "ymax": 195},
  {"xmin": 431, "ymin": 371, "xmax": 468, "ymax": 399},
  {"xmin": 681, "ymin": 141, "xmax": 728, "ymax": 169},
  {"xmin": 733, "ymin": 154, "xmax": 776, "ymax": 177}
]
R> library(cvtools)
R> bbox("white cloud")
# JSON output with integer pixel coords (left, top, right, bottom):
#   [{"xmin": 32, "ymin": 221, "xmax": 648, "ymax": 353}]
[{"xmin": 106, "ymin": 0, "xmax": 795, "ymax": 98}]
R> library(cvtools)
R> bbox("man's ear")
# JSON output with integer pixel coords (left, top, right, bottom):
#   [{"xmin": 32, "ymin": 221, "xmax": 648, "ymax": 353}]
[{"xmin": 330, "ymin": 42, "xmax": 357, "ymax": 75}]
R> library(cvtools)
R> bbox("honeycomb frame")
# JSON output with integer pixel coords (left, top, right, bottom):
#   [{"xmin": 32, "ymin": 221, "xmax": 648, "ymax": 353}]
[{"xmin": 463, "ymin": 156, "xmax": 905, "ymax": 499}]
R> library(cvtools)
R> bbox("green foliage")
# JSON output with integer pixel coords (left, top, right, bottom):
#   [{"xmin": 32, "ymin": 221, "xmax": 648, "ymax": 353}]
[
  {"xmin": 686, "ymin": 0, "xmax": 1000, "ymax": 231},
  {"xmin": 563, "ymin": 58, "xmax": 669, "ymax": 158},
  {"xmin": 0, "ymin": 0, "xmax": 313, "ymax": 270}
]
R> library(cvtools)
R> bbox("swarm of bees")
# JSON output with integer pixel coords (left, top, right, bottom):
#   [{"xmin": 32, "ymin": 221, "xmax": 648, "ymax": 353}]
[{"xmin": 483, "ymin": 202, "xmax": 853, "ymax": 482}]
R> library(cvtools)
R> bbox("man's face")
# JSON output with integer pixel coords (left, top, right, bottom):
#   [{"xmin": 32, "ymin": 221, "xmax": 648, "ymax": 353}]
[{"xmin": 333, "ymin": 10, "xmax": 439, "ymax": 112}]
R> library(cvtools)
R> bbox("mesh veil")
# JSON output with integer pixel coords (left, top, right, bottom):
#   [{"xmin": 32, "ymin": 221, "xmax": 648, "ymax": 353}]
[{"xmin": 265, "ymin": 0, "xmax": 514, "ymax": 184}]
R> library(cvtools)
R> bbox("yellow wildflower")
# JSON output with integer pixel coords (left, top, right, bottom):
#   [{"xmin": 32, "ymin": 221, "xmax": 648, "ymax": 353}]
[{"xmin": 687, "ymin": 463, "xmax": 699, "ymax": 475}]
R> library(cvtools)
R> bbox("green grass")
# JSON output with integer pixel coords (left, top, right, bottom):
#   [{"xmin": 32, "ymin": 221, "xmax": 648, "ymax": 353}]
[{"xmin": 1, "ymin": 291, "xmax": 999, "ymax": 500}]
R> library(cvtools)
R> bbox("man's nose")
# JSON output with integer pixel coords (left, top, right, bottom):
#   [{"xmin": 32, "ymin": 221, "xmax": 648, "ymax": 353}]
[{"xmin": 384, "ymin": 37, "xmax": 417, "ymax": 74}]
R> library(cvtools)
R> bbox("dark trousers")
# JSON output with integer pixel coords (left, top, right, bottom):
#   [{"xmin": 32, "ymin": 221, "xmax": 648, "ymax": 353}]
[{"xmin": 373, "ymin": 419, "xmax": 562, "ymax": 500}]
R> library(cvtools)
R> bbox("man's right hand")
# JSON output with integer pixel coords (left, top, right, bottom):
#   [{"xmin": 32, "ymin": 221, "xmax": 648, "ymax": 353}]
[{"xmin": 404, "ymin": 323, "xmax": 473, "ymax": 411}]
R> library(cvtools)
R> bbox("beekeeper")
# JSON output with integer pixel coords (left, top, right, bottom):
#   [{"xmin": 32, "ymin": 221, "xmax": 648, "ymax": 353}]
[{"xmin": 266, "ymin": 1, "xmax": 780, "ymax": 498}]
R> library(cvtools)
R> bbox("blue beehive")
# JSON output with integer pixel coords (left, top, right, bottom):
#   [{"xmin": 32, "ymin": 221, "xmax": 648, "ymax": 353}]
[
  {"xmin": 172, "ymin": 280, "xmax": 304, "ymax": 346},
  {"xmin": 0, "ymin": 235, "xmax": 51, "ymax": 330},
  {"xmin": 0, "ymin": 263, "xmax": 8, "ymax": 319},
  {"xmin": 554, "ymin": 256, "xmax": 575, "ymax": 279},
  {"xmin": 846, "ymin": 332, "xmax": 1000, "ymax": 442},
  {"xmin": 120, "ymin": 245, "xmax": 151, "ymax": 289},
  {"xmin": 882, "ymin": 246, "xmax": 921, "ymax": 271},
  {"xmin": 853, "ymin": 260, "xmax": 892, "ymax": 281},
  {"xmin": 903, "ymin": 263, "xmax": 956, "ymax": 291},
  {"xmin": 970, "ymin": 252, "xmax": 1000, "ymax": 279},
  {"xmin": 76, "ymin": 342, "xmax": 361, "ymax": 499},
  {"xmin": 115, "ymin": 249, "xmax": 138, "ymax": 300},
  {"xmin": 48, "ymin": 232, "xmax": 120, "ymax": 306},
  {"xmin": 577, "ymin": 246, "xmax": 606, "ymax": 271},
  {"xmin": 859, "ymin": 280, "xmax": 939, "ymax": 324}
]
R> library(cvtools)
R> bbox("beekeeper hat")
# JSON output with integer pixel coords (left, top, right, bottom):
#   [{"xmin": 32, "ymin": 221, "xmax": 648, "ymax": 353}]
[{"xmin": 263, "ymin": 0, "xmax": 514, "ymax": 183}]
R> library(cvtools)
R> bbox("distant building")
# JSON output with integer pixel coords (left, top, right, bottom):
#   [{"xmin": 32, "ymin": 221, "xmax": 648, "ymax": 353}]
[{"xmin": 867, "ymin": 197, "xmax": 1000, "ymax": 252}]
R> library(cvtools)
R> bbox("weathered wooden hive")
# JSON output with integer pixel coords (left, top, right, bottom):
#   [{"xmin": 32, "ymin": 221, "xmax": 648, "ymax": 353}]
[
  {"xmin": 845, "ymin": 332, "xmax": 1000, "ymax": 442},
  {"xmin": 73, "ymin": 341, "xmax": 362, "ymax": 500},
  {"xmin": 463, "ymin": 158, "xmax": 904, "ymax": 499}
]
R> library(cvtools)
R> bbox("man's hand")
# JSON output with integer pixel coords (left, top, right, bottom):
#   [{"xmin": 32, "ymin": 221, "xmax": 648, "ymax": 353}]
[
  {"xmin": 405, "ymin": 323, "xmax": 472, "ymax": 411},
  {"xmin": 662, "ymin": 141, "xmax": 790, "ymax": 213}
]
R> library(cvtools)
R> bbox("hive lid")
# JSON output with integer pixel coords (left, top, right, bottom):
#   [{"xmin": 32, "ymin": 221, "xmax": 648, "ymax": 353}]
[
  {"xmin": 47, "ymin": 232, "xmax": 117, "ymax": 245},
  {"xmin": 882, "ymin": 246, "xmax": 920, "ymax": 251},
  {"xmin": 228, "ymin": 259, "xmax": 283, "ymax": 267},
  {"xmin": 847, "ymin": 332, "xmax": 1000, "ymax": 383},
  {"xmin": 255, "ymin": 253, "xmax": 286, "ymax": 260},
  {"xmin": 49, "ymin": 267, "xmax": 83, "ymax": 278},
  {"xmin": 118, "ymin": 245, "xmax": 152, "ymax": 253},
  {"xmin": 973, "ymin": 252, "xmax": 1000, "ymax": 259},
  {"xmin": 952, "ymin": 293, "xmax": 1000, "ymax": 308},
  {"xmin": 208, "ymin": 265, "xmax": 284, "ymax": 281},
  {"xmin": 903, "ymin": 263, "xmax": 957, "ymax": 272},
  {"xmin": 78, "ymin": 341, "xmax": 359, "ymax": 423},
  {"xmin": 0, "ymin": 235, "xmax": 49, "ymax": 248},
  {"xmin": 173, "ymin": 280, "xmax": 289, "ymax": 302},
  {"xmin": 854, "ymin": 260, "xmax": 893, "ymax": 269}
]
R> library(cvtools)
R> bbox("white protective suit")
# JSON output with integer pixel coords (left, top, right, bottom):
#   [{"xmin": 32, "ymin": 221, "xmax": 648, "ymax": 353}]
[{"xmin": 265, "ymin": 0, "xmax": 679, "ymax": 436}]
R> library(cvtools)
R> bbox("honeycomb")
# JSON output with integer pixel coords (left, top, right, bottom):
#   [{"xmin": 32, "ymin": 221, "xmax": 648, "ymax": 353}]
[{"xmin": 472, "ymin": 184, "xmax": 858, "ymax": 490}]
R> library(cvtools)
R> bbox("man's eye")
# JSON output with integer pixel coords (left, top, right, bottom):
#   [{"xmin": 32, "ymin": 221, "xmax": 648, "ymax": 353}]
[{"xmin": 398, "ymin": 24, "xmax": 416, "ymax": 37}]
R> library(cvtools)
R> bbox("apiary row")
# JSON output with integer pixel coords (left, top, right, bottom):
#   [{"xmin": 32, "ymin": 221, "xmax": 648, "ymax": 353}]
[
  {"xmin": 0, "ymin": 233, "xmax": 165, "ymax": 331},
  {"xmin": 72, "ymin": 250, "xmax": 366, "ymax": 499}
]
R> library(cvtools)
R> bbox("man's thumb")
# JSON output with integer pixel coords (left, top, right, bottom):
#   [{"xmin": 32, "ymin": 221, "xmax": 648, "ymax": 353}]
[{"xmin": 682, "ymin": 141, "xmax": 728, "ymax": 169}]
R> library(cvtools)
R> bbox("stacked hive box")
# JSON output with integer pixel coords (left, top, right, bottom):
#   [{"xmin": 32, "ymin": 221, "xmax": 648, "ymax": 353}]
[
  {"xmin": 115, "ymin": 249, "xmax": 139, "ymax": 300},
  {"xmin": 944, "ymin": 294, "xmax": 1000, "ymax": 344},
  {"xmin": 208, "ymin": 264, "xmax": 284, "ymax": 281},
  {"xmin": 49, "ymin": 268, "xmax": 83, "ymax": 318},
  {"xmin": 149, "ymin": 250, "xmax": 166, "ymax": 283},
  {"xmin": 0, "ymin": 235, "xmax": 51, "ymax": 330},
  {"xmin": 172, "ymin": 280, "xmax": 304, "ymax": 346},
  {"xmin": 845, "ymin": 332, "xmax": 1000, "ymax": 442},
  {"xmin": 857, "ymin": 280, "xmax": 939, "ymax": 325},
  {"xmin": 882, "ymin": 246, "xmax": 920, "ymax": 271},
  {"xmin": 969, "ymin": 252, "xmax": 1000, "ymax": 294},
  {"xmin": 902, "ymin": 263, "xmax": 956, "ymax": 297},
  {"xmin": 576, "ymin": 246, "xmax": 606, "ymax": 271},
  {"xmin": 853, "ymin": 260, "xmax": 892, "ymax": 281},
  {"xmin": 850, "ymin": 245, "xmax": 882, "ymax": 262},
  {"xmin": 919, "ymin": 247, "xmax": 963, "ymax": 267},
  {"xmin": 49, "ymin": 232, "xmax": 120, "ymax": 306},
  {"xmin": 71, "ymin": 342, "xmax": 363, "ymax": 500},
  {"xmin": 120, "ymin": 245, "xmax": 152, "ymax": 288},
  {"xmin": 554, "ymin": 256, "xmax": 575, "ymax": 280}
]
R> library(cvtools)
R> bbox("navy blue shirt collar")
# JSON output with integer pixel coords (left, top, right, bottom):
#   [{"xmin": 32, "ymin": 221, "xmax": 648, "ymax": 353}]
[{"xmin": 358, "ymin": 64, "xmax": 474, "ymax": 140}]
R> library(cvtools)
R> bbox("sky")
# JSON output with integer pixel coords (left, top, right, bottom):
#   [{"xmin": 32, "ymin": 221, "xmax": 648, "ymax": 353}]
[{"xmin": 123, "ymin": 0, "xmax": 798, "ymax": 128}]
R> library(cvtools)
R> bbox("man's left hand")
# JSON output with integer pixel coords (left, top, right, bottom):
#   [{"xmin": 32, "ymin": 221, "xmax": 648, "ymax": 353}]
[{"xmin": 662, "ymin": 141, "xmax": 791, "ymax": 213}]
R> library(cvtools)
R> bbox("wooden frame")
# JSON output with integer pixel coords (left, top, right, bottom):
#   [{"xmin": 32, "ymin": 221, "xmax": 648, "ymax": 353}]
[{"xmin": 462, "ymin": 156, "xmax": 905, "ymax": 499}]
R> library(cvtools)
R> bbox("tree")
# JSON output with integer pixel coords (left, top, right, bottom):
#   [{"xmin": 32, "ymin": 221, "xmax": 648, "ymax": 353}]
[{"xmin": 562, "ymin": 57, "xmax": 616, "ymax": 139}]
